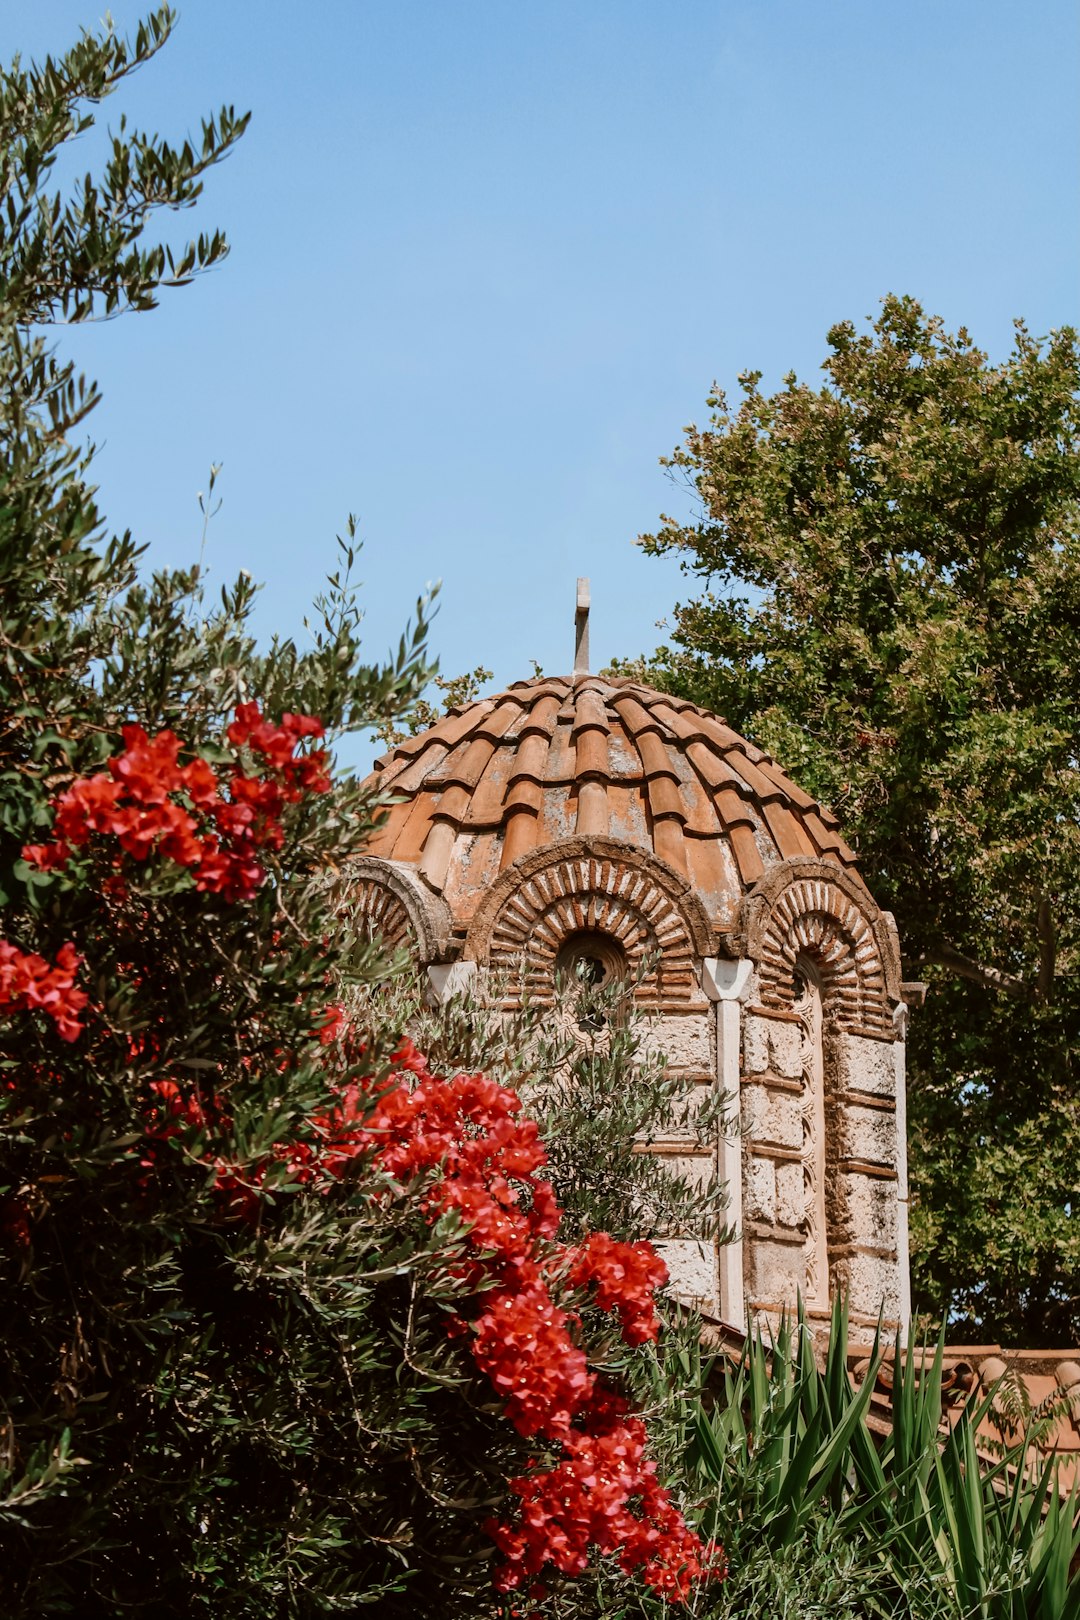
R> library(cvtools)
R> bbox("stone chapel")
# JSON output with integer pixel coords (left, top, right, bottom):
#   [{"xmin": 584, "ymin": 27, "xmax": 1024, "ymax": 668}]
[{"xmin": 352, "ymin": 585, "xmax": 914, "ymax": 1341}]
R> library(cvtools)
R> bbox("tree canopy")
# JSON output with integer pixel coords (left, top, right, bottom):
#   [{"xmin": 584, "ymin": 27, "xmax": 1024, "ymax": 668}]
[{"xmin": 617, "ymin": 296, "xmax": 1080, "ymax": 1344}]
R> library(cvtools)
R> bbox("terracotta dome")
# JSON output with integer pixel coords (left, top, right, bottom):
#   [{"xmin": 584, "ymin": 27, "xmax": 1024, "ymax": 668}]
[
  {"xmin": 352, "ymin": 659, "xmax": 907, "ymax": 1333},
  {"xmin": 360, "ymin": 672, "xmax": 863, "ymax": 938}
]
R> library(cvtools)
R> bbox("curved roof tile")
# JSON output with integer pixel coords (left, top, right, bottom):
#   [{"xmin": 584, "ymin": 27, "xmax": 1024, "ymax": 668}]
[{"xmin": 361, "ymin": 674, "xmax": 861, "ymax": 924}]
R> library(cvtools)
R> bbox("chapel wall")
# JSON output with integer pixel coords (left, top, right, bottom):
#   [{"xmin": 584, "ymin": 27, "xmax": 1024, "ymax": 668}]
[
  {"xmin": 638, "ymin": 1004, "xmax": 722, "ymax": 1316},
  {"xmin": 344, "ymin": 845, "xmax": 912, "ymax": 1342},
  {"xmin": 739, "ymin": 860, "xmax": 908, "ymax": 1340}
]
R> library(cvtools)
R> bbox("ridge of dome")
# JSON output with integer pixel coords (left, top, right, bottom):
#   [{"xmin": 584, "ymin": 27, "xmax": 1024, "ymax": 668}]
[{"xmin": 360, "ymin": 672, "xmax": 860, "ymax": 925}]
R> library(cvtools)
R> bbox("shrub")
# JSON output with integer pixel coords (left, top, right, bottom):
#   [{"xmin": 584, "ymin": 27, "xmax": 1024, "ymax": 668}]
[{"xmin": 678, "ymin": 1301, "xmax": 1080, "ymax": 1619}]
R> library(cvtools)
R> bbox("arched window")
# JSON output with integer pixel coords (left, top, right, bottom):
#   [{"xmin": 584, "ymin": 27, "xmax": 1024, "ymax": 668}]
[
  {"xmin": 554, "ymin": 929, "xmax": 628, "ymax": 989},
  {"xmin": 793, "ymin": 958, "xmax": 829, "ymax": 1311}
]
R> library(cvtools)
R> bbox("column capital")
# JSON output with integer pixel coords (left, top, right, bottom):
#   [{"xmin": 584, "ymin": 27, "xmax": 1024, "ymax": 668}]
[
  {"xmin": 426, "ymin": 961, "xmax": 478, "ymax": 1006},
  {"xmin": 701, "ymin": 957, "xmax": 753, "ymax": 1003}
]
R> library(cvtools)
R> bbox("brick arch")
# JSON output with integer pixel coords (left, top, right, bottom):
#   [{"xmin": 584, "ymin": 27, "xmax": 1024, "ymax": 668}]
[
  {"xmin": 748, "ymin": 867, "xmax": 894, "ymax": 1038},
  {"xmin": 343, "ymin": 856, "xmax": 452, "ymax": 963},
  {"xmin": 354, "ymin": 879, "xmax": 415, "ymax": 953},
  {"xmin": 464, "ymin": 836, "xmax": 710, "ymax": 1008}
]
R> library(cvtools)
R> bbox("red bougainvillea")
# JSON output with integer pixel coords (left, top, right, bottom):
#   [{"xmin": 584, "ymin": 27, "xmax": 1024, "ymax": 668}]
[
  {"xmin": 11, "ymin": 704, "xmax": 720, "ymax": 1608},
  {"xmin": 0, "ymin": 939, "xmax": 88, "ymax": 1042},
  {"xmin": 353, "ymin": 1050, "xmax": 722, "ymax": 1601},
  {"xmin": 141, "ymin": 1035, "xmax": 723, "ymax": 1605},
  {"xmin": 23, "ymin": 704, "xmax": 330, "ymax": 903}
]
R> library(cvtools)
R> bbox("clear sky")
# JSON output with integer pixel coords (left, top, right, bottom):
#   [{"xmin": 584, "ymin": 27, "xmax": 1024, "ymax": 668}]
[{"xmin": 12, "ymin": 1, "xmax": 1080, "ymax": 768}]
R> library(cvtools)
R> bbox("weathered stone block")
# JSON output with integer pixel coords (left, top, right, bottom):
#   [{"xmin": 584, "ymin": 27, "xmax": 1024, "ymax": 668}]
[
  {"xmin": 746, "ymin": 1237, "xmax": 807, "ymax": 1305},
  {"xmin": 843, "ymin": 1103, "xmax": 897, "ymax": 1167},
  {"xmin": 744, "ymin": 1014, "xmax": 803, "ymax": 1079},
  {"xmin": 654, "ymin": 1149, "xmax": 718, "ymax": 1208},
  {"xmin": 845, "ymin": 1251, "xmax": 902, "ymax": 1321},
  {"xmin": 775, "ymin": 1161, "xmax": 805, "ymax": 1230},
  {"xmin": 767, "ymin": 1018, "xmax": 804, "ymax": 1079},
  {"xmin": 659, "ymin": 1238, "xmax": 718, "ymax": 1314},
  {"xmin": 841, "ymin": 1170, "xmax": 898, "ymax": 1247},
  {"xmin": 744, "ymin": 1155, "xmax": 776, "ymax": 1223},
  {"xmin": 639, "ymin": 1013, "xmax": 713, "ymax": 1071},
  {"xmin": 743, "ymin": 1015, "xmax": 769, "ymax": 1075},
  {"xmin": 837, "ymin": 1032, "xmax": 897, "ymax": 1098},
  {"xmin": 742, "ymin": 1083, "xmax": 802, "ymax": 1150}
]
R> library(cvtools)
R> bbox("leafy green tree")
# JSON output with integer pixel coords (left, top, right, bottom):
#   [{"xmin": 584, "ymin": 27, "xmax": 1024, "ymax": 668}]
[{"xmin": 617, "ymin": 296, "xmax": 1080, "ymax": 1345}]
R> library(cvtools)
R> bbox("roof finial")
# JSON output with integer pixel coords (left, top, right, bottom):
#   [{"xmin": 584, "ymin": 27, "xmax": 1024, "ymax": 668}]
[{"xmin": 574, "ymin": 577, "xmax": 590, "ymax": 675}]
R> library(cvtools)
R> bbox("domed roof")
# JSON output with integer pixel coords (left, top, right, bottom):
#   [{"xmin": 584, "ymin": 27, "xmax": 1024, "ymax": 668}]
[{"xmin": 361, "ymin": 674, "xmax": 861, "ymax": 932}]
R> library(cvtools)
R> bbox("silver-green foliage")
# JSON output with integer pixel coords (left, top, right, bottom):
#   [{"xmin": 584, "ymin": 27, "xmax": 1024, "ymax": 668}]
[{"xmin": 347, "ymin": 958, "xmax": 733, "ymax": 1250}]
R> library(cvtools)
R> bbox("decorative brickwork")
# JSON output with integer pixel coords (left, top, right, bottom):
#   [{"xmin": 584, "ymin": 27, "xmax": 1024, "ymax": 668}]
[
  {"xmin": 354, "ymin": 880, "xmax": 413, "ymax": 950},
  {"xmin": 746, "ymin": 862, "xmax": 900, "ymax": 1039},
  {"xmin": 344, "ymin": 856, "xmax": 452, "ymax": 963},
  {"xmin": 464, "ymin": 837, "xmax": 711, "ymax": 1009}
]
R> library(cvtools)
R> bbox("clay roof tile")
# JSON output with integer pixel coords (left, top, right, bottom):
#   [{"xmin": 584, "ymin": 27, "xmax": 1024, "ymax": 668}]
[
  {"xmin": 730, "ymin": 824, "xmax": 766, "ymax": 884},
  {"xmin": 722, "ymin": 750, "xmax": 788, "ymax": 805},
  {"xmin": 355, "ymin": 673, "xmax": 859, "ymax": 905},
  {"xmin": 760, "ymin": 800, "xmax": 819, "ymax": 861},
  {"xmin": 646, "ymin": 774, "xmax": 687, "ymax": 822},
  {"xmin": 575, "ymin": 726, "xmax": 608, "ymax": 781},
  {"xmin": 636, "ymin": 728, "xmax": 680, "ymax": 781},
  {"xmin": 610, "ymin": 691, "xmax": 661, "ymax": 739},
  {"xmin": 425, "ymin": 734, "xmax": 497, "ymax": 790}
]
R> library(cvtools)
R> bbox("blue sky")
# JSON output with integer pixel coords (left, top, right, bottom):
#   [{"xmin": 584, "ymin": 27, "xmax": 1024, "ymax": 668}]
[{"xmin": 13, "ymin": 1, "xmax": 1080, "ymax": 768}]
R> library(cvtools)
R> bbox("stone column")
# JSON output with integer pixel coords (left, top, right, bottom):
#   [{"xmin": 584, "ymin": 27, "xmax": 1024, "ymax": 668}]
[
  {"xmin": 426, "ymin": 961, "xmax": 478, "ymax": 1005},
  {"xmin": 893, "ymin": 1001, "xmax": 912, "ymax": 1331},
  {"xmin": 702, "ymin": 957, "xmax": 753, "ymax": 1332}
]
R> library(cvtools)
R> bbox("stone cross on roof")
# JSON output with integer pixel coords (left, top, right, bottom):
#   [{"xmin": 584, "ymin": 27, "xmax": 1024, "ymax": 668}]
[{"xmin": 574, "ymin": 577, "xmax": 590, "ymax": 674}]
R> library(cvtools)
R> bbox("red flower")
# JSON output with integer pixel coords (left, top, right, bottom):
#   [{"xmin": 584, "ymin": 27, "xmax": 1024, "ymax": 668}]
[
  {"xmin": 0, "ymin": 939, "xmax": 88, "ymax": 1042},
  {"xmin": 569, "ymin": 1232, "xmax": 669, "ymax": 1345},
  {"xmin": 473, "ymin": 1287, "xmax": 594, "ymax": 1438},
  {"xmin": 315, "ymin": 1004, "xmax": 346, "ymax": 1045},
  {"xmin": 22, "ymin": 704, "xmax": 329, "ymax": 904}
]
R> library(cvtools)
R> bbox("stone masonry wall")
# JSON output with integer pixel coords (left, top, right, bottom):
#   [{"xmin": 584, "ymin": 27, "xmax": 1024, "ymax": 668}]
[
  {"xmin": 742, "ymin": 1005, "xmax": 905, "ymax": 1335},
  {"xmin": 639, "ymin": 1004, "xmax": 721, "ymax": 1316}
]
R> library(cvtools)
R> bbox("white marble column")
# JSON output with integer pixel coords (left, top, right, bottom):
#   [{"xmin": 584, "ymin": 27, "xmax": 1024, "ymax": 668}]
[
  {"xmin": 702, "ymin": 957, "xmax": 753, "ymax": 1332},
  {"xmin": 892, "ymin": 1000, "xmax": 912, "ymax": 1331}
]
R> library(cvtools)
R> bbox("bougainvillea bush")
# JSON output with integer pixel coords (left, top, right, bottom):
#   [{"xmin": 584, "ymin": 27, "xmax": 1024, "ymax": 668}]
[
  {"xmin": 0, "ymin": 13, "xmax": 720, "ymax": 1616},
  {"xmin": 2, "ymin": 717, "xmax": 721, "ymax": 1611}
]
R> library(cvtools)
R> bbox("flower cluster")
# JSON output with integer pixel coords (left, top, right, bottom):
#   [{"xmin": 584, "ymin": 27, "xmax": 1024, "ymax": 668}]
[
  {"xmin": 131, "ymin": 1035, "xmax": 721, "ymax": 1606},
  {"xmin": 23, "ymin": 705, "xmax": 329, "ymax": 902},
  {"xmin": 569, "ymin": 1232, "xmax": 669, "ymax": 1347},
  {"xmin": 493, "ymin": 1389, "xmax": 722, "ymax": 1599},
  {"xmin": 351, "ymin": 1041, "xmax": 720, "ymax": 1603},
  {"xmin": 0, "ymin": 939, "xmax": 87, "ymax": 1042}
]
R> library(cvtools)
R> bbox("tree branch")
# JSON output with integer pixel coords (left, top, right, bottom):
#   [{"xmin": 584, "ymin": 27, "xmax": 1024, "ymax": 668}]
[
  {"xmin": 920, "ymin": 944, "xmax": 1032, "ymax": 998},
  {"xmin": 922, "ymin": 898, "xmax": 1057, "ymax": 1004}
]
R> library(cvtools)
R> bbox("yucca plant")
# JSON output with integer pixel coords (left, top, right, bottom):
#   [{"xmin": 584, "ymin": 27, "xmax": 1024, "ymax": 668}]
[{"xmin": 676, "ymin": 1297, "xmax": 1080, "ymax": 1619}]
